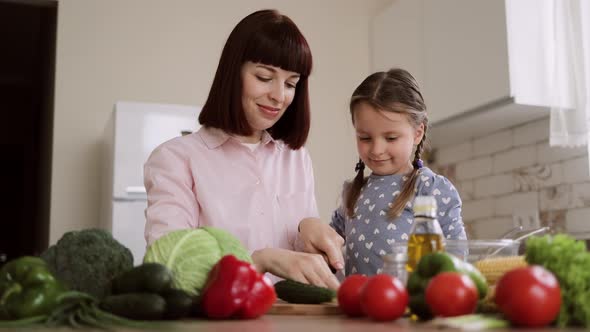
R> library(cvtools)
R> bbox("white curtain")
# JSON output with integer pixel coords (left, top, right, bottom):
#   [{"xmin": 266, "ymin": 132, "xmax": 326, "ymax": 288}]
[{"xmin": 548, "ymin": 0, "xmax": 590, "ymax": 152}]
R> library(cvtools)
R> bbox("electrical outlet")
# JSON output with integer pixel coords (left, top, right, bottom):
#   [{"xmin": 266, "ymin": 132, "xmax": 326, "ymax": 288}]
[{"xmin": 512, "ymin": 210, "xmax": 541, "ymax": 230}]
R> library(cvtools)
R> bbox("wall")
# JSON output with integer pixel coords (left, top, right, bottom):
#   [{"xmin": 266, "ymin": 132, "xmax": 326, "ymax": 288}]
[
  {"xmin": 51, "ymin": 0, "xmax": 391, "ymax": 243},
  {"xmin": 430, "ymin": 116, "xmax": 590, "ymax": 240}
]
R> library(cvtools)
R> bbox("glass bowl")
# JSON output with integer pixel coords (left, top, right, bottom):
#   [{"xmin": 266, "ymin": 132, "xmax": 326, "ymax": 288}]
[{"xmin": 444, "ymin": 239, "xmax": 520, "ymax": 264}]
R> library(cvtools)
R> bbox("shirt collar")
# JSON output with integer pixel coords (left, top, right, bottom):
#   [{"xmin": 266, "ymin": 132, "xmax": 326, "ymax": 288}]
[{"xmin": 199, "ymin": 126, "xmax": 283, "ymax": 150}]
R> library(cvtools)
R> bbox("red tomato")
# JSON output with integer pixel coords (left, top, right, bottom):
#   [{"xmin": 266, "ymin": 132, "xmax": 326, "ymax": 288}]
[
  {"xmin": 495, "ymin": 265, "xmax": 561, "ymax": 327},
  {"xmin": 337, "ymin": 274, "xmax": 369, "ymax": 317},
  {"xmin": 425, "ymin": 272, "xmax": 478, "ymax": 317},
  {"xmin": 360, "ymin": 274, "xmax": 408, "ymax": 321}
]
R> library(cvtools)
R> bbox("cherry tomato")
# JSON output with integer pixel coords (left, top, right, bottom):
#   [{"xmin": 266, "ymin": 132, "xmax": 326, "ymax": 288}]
[
  {"xmin": 337, "ymin": 274, "xmax": 369, "ymax": 317},
  {"xmin": 425, "ymin": 272, "xmax": 478, "ymax": 317},
  {"xmin": 495, "ymin": 265, "xmax": 561, "ymax": 327},
  {"xmin": 360, "ymin": 274, "xmax": 408, "ymax": 321}
]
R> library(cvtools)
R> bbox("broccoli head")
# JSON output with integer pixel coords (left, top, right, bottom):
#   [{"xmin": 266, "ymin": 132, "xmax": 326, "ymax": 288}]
[{"xmin": 41, "ymin": 228, "xmax": 134, "ymax": 298}]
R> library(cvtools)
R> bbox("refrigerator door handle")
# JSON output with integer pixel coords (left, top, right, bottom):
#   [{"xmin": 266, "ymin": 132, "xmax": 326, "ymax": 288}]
[{"xmin": 126, "ymin": 186, "xmax": 147, "ymax": 195}]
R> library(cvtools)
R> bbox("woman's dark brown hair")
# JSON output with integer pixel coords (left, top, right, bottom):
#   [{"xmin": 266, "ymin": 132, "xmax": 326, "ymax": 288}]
[
  {"xmin": 198, "ymin": 9, "xmax": 313, "ymax": 149},
  {"xmin": 345, "ymin": 68, "xmax": 428, "ymax": 219}
]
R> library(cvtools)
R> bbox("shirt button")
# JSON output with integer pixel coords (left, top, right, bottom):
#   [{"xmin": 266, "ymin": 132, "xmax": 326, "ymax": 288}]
[{"xmin": 255, "ymin": 179, "xmax": 261, "ymax": 185}]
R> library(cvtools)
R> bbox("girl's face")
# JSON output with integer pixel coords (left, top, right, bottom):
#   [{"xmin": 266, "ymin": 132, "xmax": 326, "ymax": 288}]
[
  {"xmin": 240, "ymin": 61, "xmax": 300, "ymax": 142},
  {"xmin": 353, "ymin": 102, "xmax": 424, "ymax": 176}
]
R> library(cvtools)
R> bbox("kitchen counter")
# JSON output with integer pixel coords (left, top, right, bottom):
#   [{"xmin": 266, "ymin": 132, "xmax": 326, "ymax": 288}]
[{"xmin": 95, "ymin": 315, "xmax": 583, "ymax": 332}]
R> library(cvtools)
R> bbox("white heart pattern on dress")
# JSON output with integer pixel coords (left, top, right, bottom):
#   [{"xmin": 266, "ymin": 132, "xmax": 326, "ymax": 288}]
[
  {"xmin": 364, "ymin": 219, "xmax": 370, "ymax": 224},
  {"xmin": 354, "ymin": 252, "xmax": 359, "ymax": 258},
  {"xmin": 351, "ymin": 227, "xmax": 356, "ymax": 234},
  {"xmin": 407, "ymin": 218, "xmax": 412, "ymax": 224},
  {"xmin": 442, "ymin": 197, "xmax": 451, "ymax": 204},
  {"xmin": 391, "ymin": 182, "xmax": 397, "ymax": 186},
  {"xmin": 377, "ymin": 268, "xmax": 383, "ymax": 273},
  {"xmin": 379, "ymin": 194, "xmax": 385, "ymax": 198},
  {"xmin": 439, "ymin": 211, "xmax": 446, "ymax": 216},
  {"xmin": 448, "ymin": 225, "xmax": 455, "ymax": 230},
  {"xmin": 374, "ymin": 228, "xmax": 380, "ymax": 234},
  {"xmin": 365, "ymin": 242, "xmax": 374, "ymax": 249},
  {"xmin": 364, "ymin": 198, "xmax": 370, "ymax": 205},
  {"xmin": 392, "ymin": 190, "xmax": 400, "ymax": 196},
  {"xmin": 387, "ymin": 223, "xmax": 397, "ymax": 230},
  {"xmin": 358, "ymin": 234, "xmax": 365, "ymax": 241},
  {"xmin": 425, "ymin": 181, "xmax": 430, "ymax": 187},
  {"xmin": 421, "ymin": 175, "xmax": 428, "ymax": 182},
  {"xmin": 379, "ymin": 250, "xmax": 386, "ymax": 256},
  {"xmin": 387, "ymin": 239, "xmax": 395, "ymax": 245},
  {"xmin": 348, "ymin": 243, "xmax": 354, "ymax": 249},
  {"xmin": 401, "ymin": 233, "xmax": 409, "ymax": 240},
  {"xmin": 379, "ymin": 210, "xmax": 386, "ymax": 216},
  {"xmin": 357, "ymin": 214, "xmax": 362, "ymax": 220},
  {"xmin": 374, "ymin": 186, "xmax": 380, "ymax": 190},
  {"xmin": 369, "ymin": 204, "xmax": 375, "ymax": 211},
  {"xmin": 363, "ymin": 257, "xmax": 370, "ymax": 263},
  {"xmin": 433, "ymin": 188, "xmax": 442, "ymax": 196},
  {"xmin": 352, "ymin": 266, "xmax": 358, "ymax": 273}
]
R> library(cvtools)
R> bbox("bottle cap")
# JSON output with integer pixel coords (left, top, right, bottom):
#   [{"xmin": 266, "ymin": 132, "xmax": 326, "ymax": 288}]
[{"xmin": 413, "ymin": 195, "xmax": 437, "ymax": 218}]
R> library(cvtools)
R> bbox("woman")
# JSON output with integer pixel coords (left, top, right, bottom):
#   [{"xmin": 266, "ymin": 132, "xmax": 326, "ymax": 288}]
[{"xmin": 144, "ymin": 10, "xmax": 342, "ymax": 289}]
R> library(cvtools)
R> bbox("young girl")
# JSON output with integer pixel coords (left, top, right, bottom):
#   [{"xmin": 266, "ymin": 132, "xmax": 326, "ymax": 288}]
[{"xmin": 330, "ymin": 68, "xmax": 467, "ymax": 276}]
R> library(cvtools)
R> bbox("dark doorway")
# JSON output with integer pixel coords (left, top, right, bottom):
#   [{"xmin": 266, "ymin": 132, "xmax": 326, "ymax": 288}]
[{"xmin": 0, "ymin": 0, "xmax": 57, "ymax": 266}]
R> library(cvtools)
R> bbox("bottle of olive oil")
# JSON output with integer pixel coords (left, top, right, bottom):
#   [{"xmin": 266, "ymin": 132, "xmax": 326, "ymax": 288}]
[{"xmin": 406, "ymin": 195, "xmax": 445, "ymax": 272}]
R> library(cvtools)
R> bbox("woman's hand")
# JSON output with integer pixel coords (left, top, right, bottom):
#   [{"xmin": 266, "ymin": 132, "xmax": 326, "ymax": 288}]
[
  {"xmin": 297, "ymin": 218, "xmax": 345, "ymax": 271},
  {"xmin": 252, "ymin": 248, "xmax": 340, "ymax": 290}
]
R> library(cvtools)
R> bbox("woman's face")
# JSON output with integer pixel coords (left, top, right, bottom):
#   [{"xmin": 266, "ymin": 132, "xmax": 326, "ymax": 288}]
[{"xmin": 240, "ymin": 61, "xmax": 300, "ymax": 139}]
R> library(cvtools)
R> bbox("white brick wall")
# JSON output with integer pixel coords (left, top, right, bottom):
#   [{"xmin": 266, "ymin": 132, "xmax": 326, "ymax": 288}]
[
  {"xmin": 539, "ymin": 184, "xmax": 570, "ymax": 211},
  {"xmin": 537, "ymin": 143, "xmax": 587, "ymax": 164},
  {"xmin": 571, "ymin": 182, "xmax": 590, "ymax": 208},
  {"xmin": 513, "ymin": 117, "xmax": 550, "ymax": 147},
  {"xmin": 493, "ymin": 146, "xmax": 537, "ymax": 173},
  {"xmin": 563, "ymin": 156, "xmax": 590, "ymax": 183},
  {"xmin": 470, "ymin": 217, "xmax": 514, "ymax": 239},
  {"xmin": 462, "ymin": 198, "xmax": 494, "ymax": 221},
  {"xmin": 473, "ymin": 130, "xmax": 513, "ymax": 157},
  {"xmin": 566, "ymin": 207, "xmax": 590, "ymax": 237},
  {"xmin": 433, "ymin": 118, "xmax": 590, "ymax": 239},
  {"xmin": 495, "ymin": 192, "xmax": 539, "ymax": 216},
  {"xmin": 436, "ymin": 142, "xmax": 472, "ymax": 165},
  {"xmin": 456, "ymin": 157, "xmax": 493, "ymax": 181},
  {"xmin": 474, "ymin": 174, "xmax": 516, "ymax": 198}
]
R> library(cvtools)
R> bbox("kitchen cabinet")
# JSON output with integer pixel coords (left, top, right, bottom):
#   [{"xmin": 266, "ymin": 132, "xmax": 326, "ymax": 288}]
[{"xmin": 371, "ymin": 0, "xmax": 551, "ymax": 147}]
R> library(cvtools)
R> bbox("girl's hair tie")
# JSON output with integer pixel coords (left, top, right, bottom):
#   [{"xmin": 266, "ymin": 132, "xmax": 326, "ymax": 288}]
[
  {"xmin": 413, "ymin": 159, "xmax": 424, "ymax": 169},
  {"xmin": 355, "ymin": 159, "xmax": 365, "ymax": 172}
]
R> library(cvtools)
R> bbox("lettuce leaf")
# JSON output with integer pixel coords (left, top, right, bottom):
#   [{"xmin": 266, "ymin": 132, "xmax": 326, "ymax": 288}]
[{"xmin": 525, "ymin": 234, "xmax": 590, "ymax": 327}]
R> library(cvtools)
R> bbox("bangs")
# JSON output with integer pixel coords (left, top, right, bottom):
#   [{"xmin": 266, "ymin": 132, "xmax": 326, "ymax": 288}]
[{"xmin": 244, "ymin": 19, "xmax": 312, "ymax": 77}]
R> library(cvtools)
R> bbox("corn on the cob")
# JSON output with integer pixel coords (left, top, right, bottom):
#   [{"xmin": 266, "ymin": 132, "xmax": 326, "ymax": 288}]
[{"xmin": 474, "ymin": 255, "xmax": 527, "ymax": 285}]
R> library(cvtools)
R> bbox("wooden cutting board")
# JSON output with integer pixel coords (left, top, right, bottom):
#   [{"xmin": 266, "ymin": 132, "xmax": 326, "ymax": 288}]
[{"xmin": 267, "ymin": 300, "xmax": 342, "ymax": 316}]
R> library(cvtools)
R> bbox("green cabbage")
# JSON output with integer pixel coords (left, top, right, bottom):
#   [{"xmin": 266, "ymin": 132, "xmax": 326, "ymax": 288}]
[{"xmin": 143, "ymin": 227, "xmax": 252, "ymax": 295}]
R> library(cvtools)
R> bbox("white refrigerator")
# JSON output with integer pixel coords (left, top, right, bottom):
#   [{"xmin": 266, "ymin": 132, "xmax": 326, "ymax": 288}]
[{"xmin": 101, "ymin": 101, "xmax": 200, "ymax": 265}]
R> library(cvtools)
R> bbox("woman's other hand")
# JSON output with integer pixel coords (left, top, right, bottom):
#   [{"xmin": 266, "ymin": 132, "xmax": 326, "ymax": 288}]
[
  {"xmin": 297, "ymin": 218, "xmax": 345, "ymax": 271},
  {"xmin": 252, "ymin": 248, "xmax": 340, "ymax": 290}
]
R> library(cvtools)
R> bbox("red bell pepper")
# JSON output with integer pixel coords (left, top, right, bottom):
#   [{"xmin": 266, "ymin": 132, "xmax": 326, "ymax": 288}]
[{"xmin": 200, "ymin": 255, "xmax": 276, "ymax": 319}]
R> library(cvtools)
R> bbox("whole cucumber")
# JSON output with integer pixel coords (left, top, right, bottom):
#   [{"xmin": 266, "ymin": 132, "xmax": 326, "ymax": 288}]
[
  {"xmin": 100, "ymin": 293, "xmax": 166, "ymax": 320},
  {"xmin": 111, "ymin": 263, "xmax": 174, "ymax": 295}
]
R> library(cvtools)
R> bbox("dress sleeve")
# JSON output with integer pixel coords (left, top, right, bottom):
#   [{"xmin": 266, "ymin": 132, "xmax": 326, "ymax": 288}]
[
  {"xmin": 143, "ymin": 143, "xmax": 200, "ymax": 246},
  {"xmin": 431, "ymin": 175, "xmax": 467, "ymax": 240}
]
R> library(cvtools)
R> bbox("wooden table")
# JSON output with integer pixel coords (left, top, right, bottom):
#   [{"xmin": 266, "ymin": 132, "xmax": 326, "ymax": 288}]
[{"xmin": 116, "ymin": 315, "xmax": 583, "ymax": 332}]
